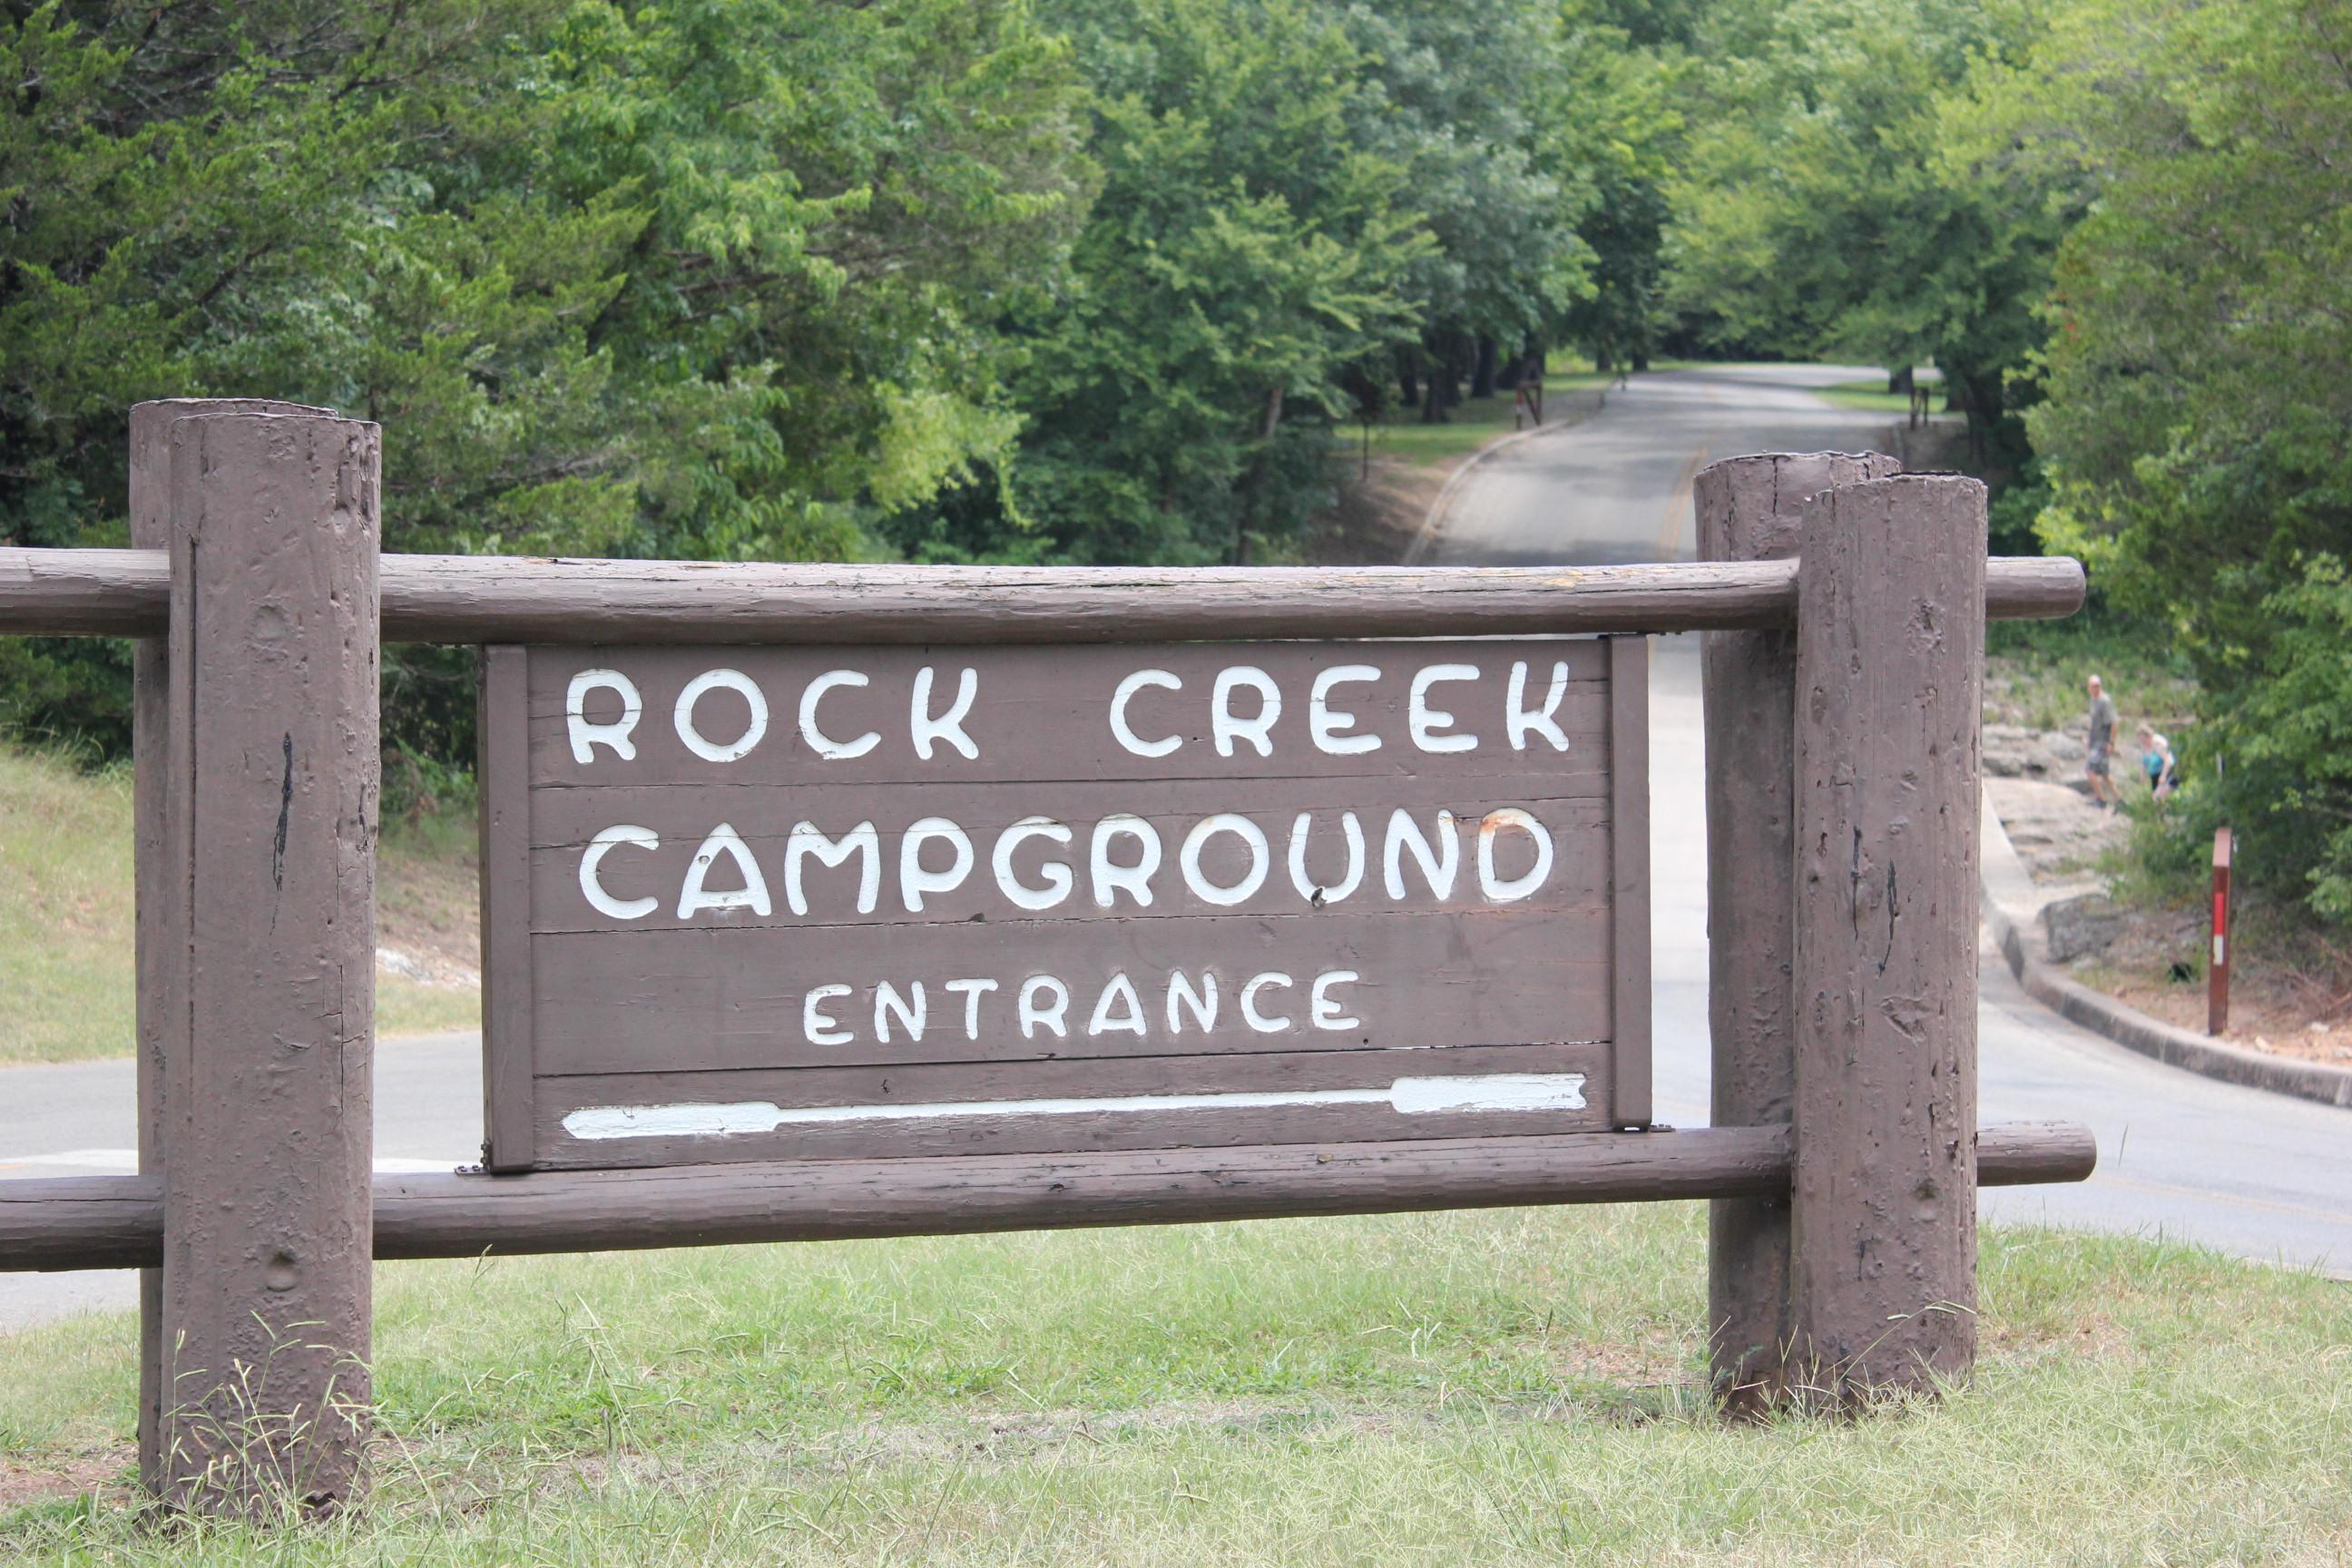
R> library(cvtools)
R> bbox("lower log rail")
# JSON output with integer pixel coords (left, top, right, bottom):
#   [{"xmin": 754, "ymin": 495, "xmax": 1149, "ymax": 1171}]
[{"xmin": 2, "ymin": 1122, "xmax": 2094, "ymax": 1273}]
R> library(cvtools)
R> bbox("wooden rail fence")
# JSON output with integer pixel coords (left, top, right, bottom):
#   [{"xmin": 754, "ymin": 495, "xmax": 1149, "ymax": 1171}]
[{"xmin": 0, "ymin": 401, "xmax": 2096, "ymax": 1515}]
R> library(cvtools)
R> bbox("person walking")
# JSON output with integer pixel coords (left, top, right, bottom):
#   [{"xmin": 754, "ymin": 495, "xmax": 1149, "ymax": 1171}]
[
  {"xmin": 2137, "ymin": 724, "xmax": 2178, "ymax": 799},
  {"xmin": 2084, "ymin": 674, "xmax": 2121, "ymax": 810}
]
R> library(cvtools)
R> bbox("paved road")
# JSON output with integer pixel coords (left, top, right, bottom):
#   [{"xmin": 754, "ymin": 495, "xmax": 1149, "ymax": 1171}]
[
  {"xmin": 1429, "ymin": 363, "xmax": 1900, "ymax": 566},
  {"xmin": 5, "ymin": 363, "xmax": 2347, "ymax": 1332},
  {"xmin": 1449, "ymin": 363, "xmax": 2352, "ymax": 1275}
]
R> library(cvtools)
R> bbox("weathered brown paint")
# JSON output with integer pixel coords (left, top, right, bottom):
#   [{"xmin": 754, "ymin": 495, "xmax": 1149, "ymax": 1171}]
[
  {"xmin": 478, "ymin": 647, "xmax": 538, "ymax": 1171},
  {"xmin": 0, "ymin": 546, "xmax": 2089, "ymax": 641},
  {"xmin": 1696, "ymin": 452, "xmax": 1899, "ymax": 1410},
  {"xmin": 485, "ymin": 637, "xmax": 1649, "ymax": 1170},
  {"xmin": 1607, "ymin": 636, "xmax": 1653, "ymax": 1126},
  {"xmin": 0, "ymin": 1121, "xmax": 2098, "ymax": 1272},
  {"xmin": 156, "ymin": 411, "xmax": 380, "ymax": 1513},
  {"xmin": 1789, "ymin": 474, "xmax": 1987, "ymax": 1403},
  {"xmin": 128, "ymin": 398, "xmax": 333, "ymax": 1492},
  {"xmin": 0, "ymin": 409, "xmax": 2116, "ymax": 1522}
]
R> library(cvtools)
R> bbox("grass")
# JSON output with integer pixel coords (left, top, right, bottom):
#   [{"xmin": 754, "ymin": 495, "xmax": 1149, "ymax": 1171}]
[
  {"xmin": 1984, "ymin": 612, "xmax": 2200, "ymax": 735},
  {"xmin": 1367, "ymin": 371, "xmax": 1615, "ymax": 471},
  {"xmin": 1813, "ymin": 378, "xmax": 1916, "ymax": 415},
  {"xmin": 1, "ymin": 1209, "xmax": 2347, "ymax": 1563},
  {"xmin": 0, "ymin": 744, "xmax": 480, "ymax": 1065}
]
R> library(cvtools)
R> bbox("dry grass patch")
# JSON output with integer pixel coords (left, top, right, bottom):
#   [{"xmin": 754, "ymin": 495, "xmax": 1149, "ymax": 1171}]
[{"xmin": 0, "ymin": 744, "xmax": 479, "ymax": 1063}]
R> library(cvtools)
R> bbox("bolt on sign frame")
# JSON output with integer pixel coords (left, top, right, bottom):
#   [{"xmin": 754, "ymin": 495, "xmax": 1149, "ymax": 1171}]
[{"xmin": 0, "ymin": 403, "xmax": 2100, "ymax": 1514}]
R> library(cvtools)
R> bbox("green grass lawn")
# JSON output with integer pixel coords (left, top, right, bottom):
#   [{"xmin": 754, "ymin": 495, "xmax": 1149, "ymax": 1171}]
[
  {"xmin": 0, "ymin": 745, "xmax": 479, "ymax": 1065},
  {"xmin": 3, "ymin": 1210, "xmax": 2347, "ymax": 1563},
  {"xmin": 1368, "ymin": 371, "xmax": 1615, "ymax": 471},
  {"xmin": 1814, "ymin": 377, "xmax": 1917, "ymax": 415}
]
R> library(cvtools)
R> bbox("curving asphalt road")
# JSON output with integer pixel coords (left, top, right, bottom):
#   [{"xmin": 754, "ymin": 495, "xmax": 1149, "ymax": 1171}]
[
  {"xmin": 4, "ymin": 363, "xmax": 2346, "ymax": 1333},
  {"xmin": 1441, "ymin": 363, "xmax": 2352, "ymax": 1274}
]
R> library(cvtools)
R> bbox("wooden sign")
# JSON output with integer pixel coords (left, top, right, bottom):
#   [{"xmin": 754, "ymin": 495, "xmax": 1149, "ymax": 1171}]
[{"xmin": 479, "ymin": 636, "xmax": 1651, "ymax": 1171}]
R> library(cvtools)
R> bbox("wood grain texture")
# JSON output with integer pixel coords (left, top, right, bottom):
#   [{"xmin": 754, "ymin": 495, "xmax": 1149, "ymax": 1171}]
[
  {"xmin": 157, "ymin": 411, "xmax": 379, "ymax": 1513},
  {"xmin": 1696, "ymin": 452, "xmax": 1899, "ymax": 1410},
  {"xmin": 1790, "ymin": 474, "xmax": 1987, "ymax": 1404},
  {"xmin": 1607, "ymin": 636, "xmax": 1653, "ymax": 1127},
  {"xmin": 530, "ymin": 916, "xmax": 1614, "ymax": 1074},
  {"xmin": 492, "ymin": 637, "xmax": 1641, "ymax": 1172},
  {"xmin": 0, "ymin": 547, "xmax": 2089, "ymax": 641},
  {"xmin": 0, "ymin": 1121, "xmax": 2096, "ymax": 1271},
  {"xmin": 479, "ymin": 648, "xmax": 537, "ymax": 1171},
  {"xmin": 128, "ymin": 398, "xmax": 333, "ymax": 1491},
  {"xmin": 531, "ymin": 1043, "xmax": 1612, "ymax": 1167}
]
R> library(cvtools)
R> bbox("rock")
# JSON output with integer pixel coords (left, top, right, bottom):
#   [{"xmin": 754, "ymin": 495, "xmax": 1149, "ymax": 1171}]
[
  {"xmin": 1982, "ymin": 724, "xmax": 2087, "ymax": 779},
  {"xmin": 2043, "ymin": 892, "xmax": 2125, "ymax": 963},
  {"xmin": 1985, "ymin": 777, "xmax": 2131, "ymax": 879},
  {"xmin": 1983, "ymin": 723, "xmax": 2044, "ymax": 778}
]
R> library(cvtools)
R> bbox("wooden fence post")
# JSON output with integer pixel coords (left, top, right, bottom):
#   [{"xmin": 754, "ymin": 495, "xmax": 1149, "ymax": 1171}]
[
  {"xmin": 129, "ymin": 398, "xmax": 334, "ymax": 1498},
  {"xmin": 152, "ymin": 409, "xmax": 380, "ymax": 1513},
  {"xmin": 1696, "ymin": 451, "xmax": 1897, "ymax": 1412},
  {"xmin": 1789, "ymin": 474, "xmax": 1986, "ymax": 1404}
]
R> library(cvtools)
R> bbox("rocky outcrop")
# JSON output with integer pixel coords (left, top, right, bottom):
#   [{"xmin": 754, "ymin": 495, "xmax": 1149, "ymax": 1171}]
[{"xmin": 2042, "ymin": 892, "xmax": 2124, "ymax": 963}]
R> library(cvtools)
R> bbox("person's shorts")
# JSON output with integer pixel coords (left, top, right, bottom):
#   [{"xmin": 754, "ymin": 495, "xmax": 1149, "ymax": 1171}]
[{"xmin": 2086, "ymin": 747, "xmax": 2112, "ymax": 778}]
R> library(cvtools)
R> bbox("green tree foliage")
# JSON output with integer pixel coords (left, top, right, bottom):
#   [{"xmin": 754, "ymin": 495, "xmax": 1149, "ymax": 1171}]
[
  {"xmin": 979, "ymin": 0, "xmax": 1434, "ymax": 565},
  {"xmin": 2, "ymin": 0, "xmax": 1085, "ymax": 751},
  {"xmin": 1661, "ymin": 0, "xmax": 2073, "ymax": 472},
  {"xmin": 887, "ymin": 0, "xmax": 1597, "ymax": 567},
  {"xmin": 1988, "ymin": 0, "xmax": 2352, "ymax": 918}
]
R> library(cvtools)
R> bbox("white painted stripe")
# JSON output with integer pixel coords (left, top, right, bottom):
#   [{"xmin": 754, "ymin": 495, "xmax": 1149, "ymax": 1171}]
[
  {"xmin": 0, "ymin": 1149, "xmax": 463, "ymax": 1175},
  {"xmin": 561, "ymin": 1072, "xmax": 1589, "ymax": 1142}
]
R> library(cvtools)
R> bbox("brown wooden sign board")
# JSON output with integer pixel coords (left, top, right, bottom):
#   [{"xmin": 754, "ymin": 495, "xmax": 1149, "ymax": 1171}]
[{"xmin": 480, "ymin": 635, "xmax": 1652, "ymax": 1172}]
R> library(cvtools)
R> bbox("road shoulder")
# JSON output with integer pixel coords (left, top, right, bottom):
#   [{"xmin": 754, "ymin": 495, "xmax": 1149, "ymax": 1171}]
[{"xmin": 1981, "ymin": 791, "xmax": 2352, "ymax": 1110}]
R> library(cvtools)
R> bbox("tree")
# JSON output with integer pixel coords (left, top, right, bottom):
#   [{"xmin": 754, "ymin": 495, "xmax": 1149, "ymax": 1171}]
[
  {"xmin": 888, "ymin": 0, "xmax": 1433, "ymax": 566},
  {"xmin": 1989, "ymin": 0, "xmax": 2352, "ymax": 917},
  {"xmin": 1660, "ymin": 0, "xmax": 2072, "ymax": 473},
  {"xmin": 1, "ymin": 0, "xmax": 1086, "ymax": 754}
]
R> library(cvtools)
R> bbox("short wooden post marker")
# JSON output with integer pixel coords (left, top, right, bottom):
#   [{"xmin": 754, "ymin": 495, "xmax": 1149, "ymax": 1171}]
[
  {"xmin": 1789, "ymin": 473, "xmax": 1986, "ymax": 1404},
  {"xmin": 154, "ymin": 409, "xmax": 381, "ymax": 1512},
  {"xmin": 1696, "ymin": 451, "xmax": 1897, "ymax": 1411}
]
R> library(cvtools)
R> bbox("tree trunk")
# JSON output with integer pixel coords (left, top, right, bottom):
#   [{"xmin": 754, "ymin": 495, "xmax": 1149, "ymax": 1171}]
[{"xmin": 1471, "ymin": 334, "xmax": 1498, "ymax": 399}]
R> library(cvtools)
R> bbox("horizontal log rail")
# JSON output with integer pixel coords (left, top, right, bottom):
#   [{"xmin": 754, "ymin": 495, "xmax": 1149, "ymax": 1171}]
[
  {"xmin": 2, "ymin": 1121, "xmax": 2095, "ymax": 1273},
  {"xmin": 0, "ymin": 547, "xmax": 2084, "ymax": 643}
]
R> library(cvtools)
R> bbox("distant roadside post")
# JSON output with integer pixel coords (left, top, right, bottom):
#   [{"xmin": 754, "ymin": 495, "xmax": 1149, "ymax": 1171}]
[
  {"xmin": 0, "ymin": 409, "xmax": 2098, "ymax": 1516},
  {"xmin": 2210, "ymin": 827, "xmax": 2233, "ymax": 1036}
]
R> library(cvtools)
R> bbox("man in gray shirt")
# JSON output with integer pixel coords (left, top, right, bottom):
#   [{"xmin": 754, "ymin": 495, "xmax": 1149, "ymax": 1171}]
[{"xmin": 2084, "ymin": 673, "xmax": 2120, "ymax": 810}]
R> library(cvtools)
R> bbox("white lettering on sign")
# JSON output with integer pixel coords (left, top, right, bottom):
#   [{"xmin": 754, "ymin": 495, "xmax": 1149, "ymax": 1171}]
[
  {"xmin": 1109, "ymin": 669, "xmax": 1182, "ymax": 758},
  {"xmin": 799, "ymin": 670, "xmax": 880, "ymax": 760},
  {"xmin": 677, "ymin": 824, "xmax": 770, "ymax": 918},
  {"xmin": 579, "ymin": 824, "xmax": 660, "ymax": 920},
  {"xmin": 567, "ymin": 669, "xmax": 644, "ymax": 763},
  {"xmin": 1409, "ymin": 664, "xmax": 1480, "ymax": 753},
  {"xmin": 1211, "ymin": 666, "xmax": 1281, "ymax": 758},
  {"xmin": 1507, "ymin": 661, "xmax": 1573, "ymax": 752},
  {"xmin": 512, "ymin": 640, "xmax": 1636, "ymax": 1154},
  {"xmin": 674, "ymin": 669, "xmax": 769, "ymax": 762},
  {"xmin": 911, "ymin": 666, "xmax": 980, "ymax": 760},
  {"xmin": 573, "ymin": 805, "xmax": 1562, "ymax": 923},
  {"xmin": 1308, "ymin": 664, "xmax": 1381, "ymax": 755}
]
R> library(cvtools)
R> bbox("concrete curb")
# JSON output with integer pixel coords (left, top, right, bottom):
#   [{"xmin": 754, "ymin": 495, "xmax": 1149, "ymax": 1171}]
[
  {"xmin": 1402, "ymin": 387, "xmax": 1608, "ymax": 566},
  {"xmin": 1979, "ymin": 793, "xmax": 2352, "ymax": 1110}
]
